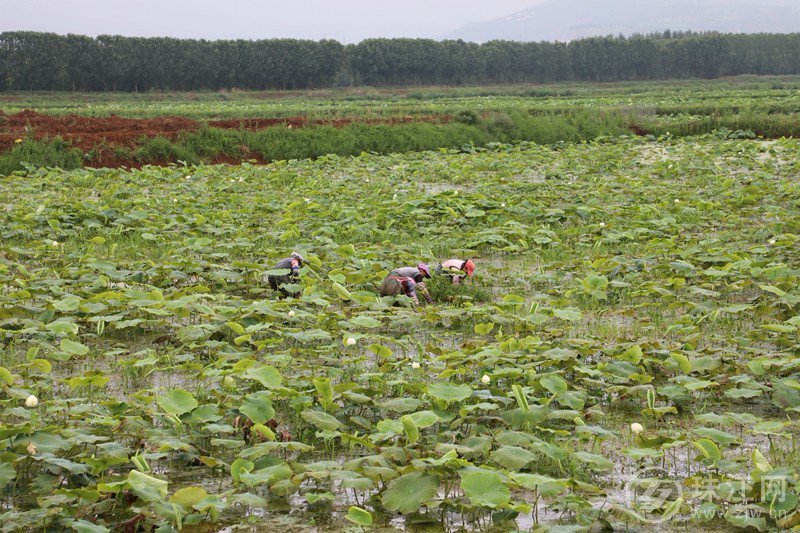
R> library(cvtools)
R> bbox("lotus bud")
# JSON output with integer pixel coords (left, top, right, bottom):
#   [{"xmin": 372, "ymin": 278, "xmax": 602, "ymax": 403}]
[
  {"xmin": 288, "ymin": 310, "xmax": 296, "ymax": 317},
  {"xmin": 345, "ymin": 337, "xmax": 356, "ymax": 346},
  {"xmin": 599, "ymin": 222, "xmax": 605, "ymax": 227},
  {"xmin": 411, "ymin": 362, "xmax": 420, "ymax": 369},
  {"xmin": 674, "ymin": 199, "xmax": 680, "ymax": 203},
  {"xmin": 630, "ymin": 422, "xmax": 644, "ymax": 434},
  {"xmin": 769, "ymin": 239, "xmax": 776, "ymax": 245},
  {"xmin": 222, "ymin": 376, "xmax": 236, "ymax": 390},
  {"xmin": 25, "ymin": 395, "xmax": 38, "ymax": 408},
  {"xmin": 51, "ymin": 240, "xmax": 59, "ymax": 247},
  {"xmin": 481, "ymin": 374, "xmax": 491, "ymax": 385}
]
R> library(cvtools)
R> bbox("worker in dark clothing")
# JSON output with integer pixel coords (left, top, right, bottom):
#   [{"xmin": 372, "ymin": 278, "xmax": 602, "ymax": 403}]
[
  {"xmin": 436, "ymin": 258, "xmax": 476, "ymax": 286},
  {"xmin": 268, "ymin": 252, "xmax": 304, "ymax": 297},
  {"xmin": 379, "ymin": 263, "xmax": 433, "ymax": 307}
]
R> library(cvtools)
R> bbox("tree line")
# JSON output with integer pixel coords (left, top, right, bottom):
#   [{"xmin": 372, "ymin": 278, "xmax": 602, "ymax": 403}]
[{"xmin": 1, "ymin": 31, "xmax": 799, "ymax": 91}]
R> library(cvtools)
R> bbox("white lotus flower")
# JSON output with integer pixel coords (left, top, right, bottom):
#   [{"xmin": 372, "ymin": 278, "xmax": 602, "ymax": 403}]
[
  {"xmin": 481, "ymin": 374, "xmax": 491, "ymax": 384},
  {"xmin": 51, "ymin": 240, "xmax": 59, "ymax": 247},
  {"xmin": 27, "ymin": 442, "xmax": 37, "ymax": 455},
  {"xmin": 25, "ymin": 395, "xmax": 38, "ymax": 408},
  {"xmin": 345, "ymin": 337, "xmax": 356, "ymax": 346},
  {"xmin": 674, "ymin": 199, "xmax": 680, "ymax": 203},
  {"xmin": 411, "ymin": 362, "xmax": 420, "ymax": 369},
  {"xmin": 599, "ymin": 222, "xmax": 605, "ymax": 227},
  {"xmin": 769, "ymin": 239, "xmax": 776, "ymax": 245},
  {"xmin": 630, "ymin": 422, "xmax": 644, "ymax": 434},
  {"xmin": 288, "ymin": 310, "xmax": 296, "ymax": 317}
]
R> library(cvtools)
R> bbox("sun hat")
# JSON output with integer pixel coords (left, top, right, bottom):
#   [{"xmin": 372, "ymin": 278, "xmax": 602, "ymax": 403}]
[{"xmin": 417, "ymin": 263, "xmax": 431, "ymax": 278}]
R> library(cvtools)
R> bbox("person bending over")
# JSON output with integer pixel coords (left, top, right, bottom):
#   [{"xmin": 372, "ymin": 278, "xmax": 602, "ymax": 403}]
[
  {"xmin": 268, "ymin": 251, "xmax": 304, "ymax": 297},
  {"xmin": 379, "ymin": 263, "xmax": 433, "ymax": 307},
  {"xmin": 436, "ymin": 258, "xmax": 475, "ymax": 286}
]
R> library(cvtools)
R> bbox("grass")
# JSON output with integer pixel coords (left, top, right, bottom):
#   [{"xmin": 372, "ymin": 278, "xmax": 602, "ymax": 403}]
[
  {"xmin": 3, "ymin": 77, "xmax": 800, "ymax": 171},
  {"xmin": 428, "ymin": 277, "xmax": 494, "ymax": 305},
  {"xmin": 2, "ymin": 107, "xmax": 792, "ymax": 173},
  {"xmin": 3, "ymin": 75, "xmax": 800, "ymax": 118},
  {"xmin": 1, "ymin": 111, "xmax": 627, "ymax": 171},
  {"xmin": 0, "ymin": 138, "xmax": 83, "ymax": 174}
]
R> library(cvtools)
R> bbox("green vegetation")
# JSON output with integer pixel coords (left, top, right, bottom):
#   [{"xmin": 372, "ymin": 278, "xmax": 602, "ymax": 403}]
[
  {"xmin": 90, "ymin": 111, "xmax": 625, "ymax": 165},
  {"xmin": 2, "ymin": 78, "xmax": 799, "ymax": 171},
  {"xmin": 4, "ymin": 75, "xmax": 800, "ymax": 119},
  {"xmin": 2, "ymin": 31, "xmax": 800, "ymax": 90},
  {"xmin": 1, "ymin": 131, "xmax": 799, "ymax": 530},
  {"xmin": 0, "ymin": 138, "xmax": 83, "ymax": 175}
]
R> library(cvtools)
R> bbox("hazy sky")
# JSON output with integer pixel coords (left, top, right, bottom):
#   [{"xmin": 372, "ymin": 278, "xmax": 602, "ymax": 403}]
[{"xmin": 1, "ymin": 0, "xmax": 538, "ymax": 43}]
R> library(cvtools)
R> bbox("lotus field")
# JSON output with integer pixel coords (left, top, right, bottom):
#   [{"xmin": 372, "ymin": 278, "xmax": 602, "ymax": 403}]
[{"xmin": 2, "ymin": 134, "xmax": 800, "ymax": 531}]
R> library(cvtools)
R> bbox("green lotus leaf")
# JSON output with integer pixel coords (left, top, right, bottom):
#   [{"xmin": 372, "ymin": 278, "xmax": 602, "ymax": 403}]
[
  {"xmin": 381, "ymin": 471, "xmax": 440, "ymax": 514},
  {"xmin": 157, "ymin": 389, "xmax": 198, "ymax": 417},
  {"xmin": 460, "ymin": 470, "xmax": 510, "ymax": 508}
]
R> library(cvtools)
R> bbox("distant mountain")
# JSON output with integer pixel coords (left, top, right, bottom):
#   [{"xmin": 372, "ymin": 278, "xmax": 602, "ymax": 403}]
[{"xmin": 443, "ymin": 0, "xmax": 800, "ymax": 42}]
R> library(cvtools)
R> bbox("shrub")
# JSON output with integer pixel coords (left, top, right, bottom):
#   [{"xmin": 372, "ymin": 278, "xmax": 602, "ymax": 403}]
[
  {"xmin": 134, "ymin": 136, "xmax": 197, "ymax": 164},
  {"xmin": 0, "ymin": 138, "xmax": 83, "ymax": 175},
  {"xmin": 455, "ymin": 110, "xmax": 479, "ymax": 125}
]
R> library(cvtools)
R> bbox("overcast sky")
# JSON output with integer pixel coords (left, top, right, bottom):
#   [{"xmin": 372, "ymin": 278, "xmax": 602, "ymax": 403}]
[{"xmin": 1, "ymin": 0, "xmax": 538, "ymax": 43}]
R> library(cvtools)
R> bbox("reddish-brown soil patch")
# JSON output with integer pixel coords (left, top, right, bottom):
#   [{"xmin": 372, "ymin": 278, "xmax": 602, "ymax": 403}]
[
  {"xmin": 0, "ymin": 110, "xmax": 200, "ymax": 151},
  {"xmin": 0, "ymin": 110, "xmax": 451, "ymax": 168}
]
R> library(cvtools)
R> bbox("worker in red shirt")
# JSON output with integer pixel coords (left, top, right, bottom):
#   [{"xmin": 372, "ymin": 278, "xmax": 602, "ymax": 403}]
[{"xmin": 436, "ymin": 258, "xmax": 476, "ymax": 286}]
